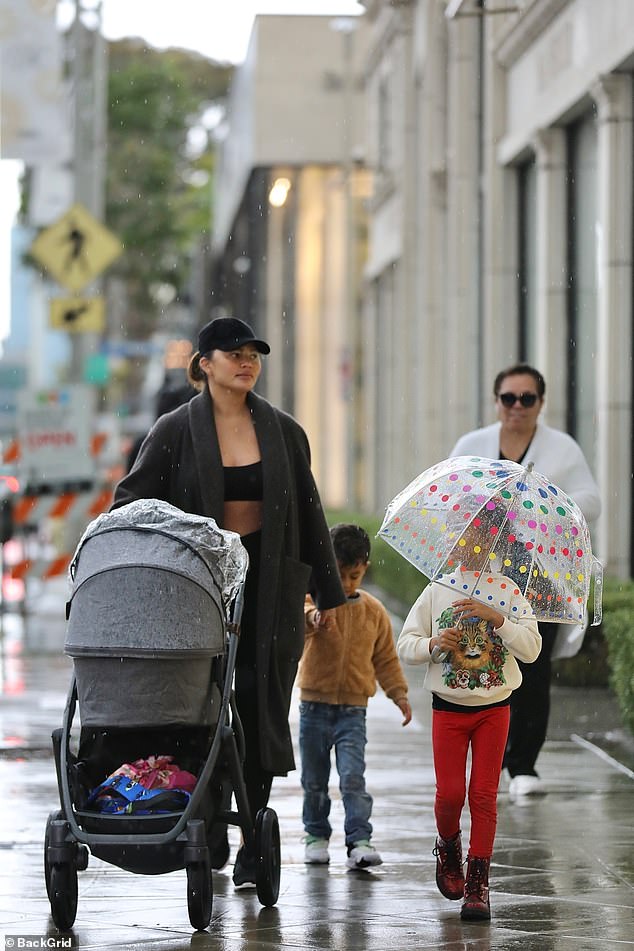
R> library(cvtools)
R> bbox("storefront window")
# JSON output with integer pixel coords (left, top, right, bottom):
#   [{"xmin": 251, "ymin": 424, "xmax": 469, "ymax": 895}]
[
  {"xmin": 374, "ymin": 263, "xmax": 396, "ymax": 504},
  {"xmin": 566, "ymin": 110, "xmax": 598, "ymax": 465},
  {"xmin": 518, "ymin": 157, "xmax": 537, "ymax": 361}
]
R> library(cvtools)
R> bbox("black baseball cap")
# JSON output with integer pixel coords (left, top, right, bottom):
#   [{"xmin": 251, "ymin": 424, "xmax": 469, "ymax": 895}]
[{"xmin": 197, "ymin": 317, "xmax": 270, "ymax": 355}]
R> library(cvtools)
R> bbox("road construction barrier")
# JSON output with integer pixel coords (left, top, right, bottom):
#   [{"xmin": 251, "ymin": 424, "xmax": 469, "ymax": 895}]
[
  {"xmin": 1, "ymin": 425, "xmax": 122, "ymax": 583},
  {"xmin": 2, "ymin": 431, "xmax": 110, "ymax": 466},
  {"xmin": 5, "ymin": 485, "xmax": 114, "ymax": 581},
  {"xmin": 8, "ymin": 552, "xmax": 75, "ymax": 582},
  {"xmin": 11, "ymin": 486, "xmax": 113, "ymax": 529}
]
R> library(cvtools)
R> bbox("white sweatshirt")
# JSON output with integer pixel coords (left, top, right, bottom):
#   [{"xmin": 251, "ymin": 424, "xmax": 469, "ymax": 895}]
[{"xmin": 398, "ymin": 571, "xmax": 541, "ymax": 706}]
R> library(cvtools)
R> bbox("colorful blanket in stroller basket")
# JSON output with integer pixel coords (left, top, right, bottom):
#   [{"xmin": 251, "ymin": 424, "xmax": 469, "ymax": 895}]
[
  {"xmin": 86, "ymin": 774, "xmax": 192, "ymax": 815},
  {"xmin": 86, "ymin": 757, "xmax": 198, "ymax": 814}
]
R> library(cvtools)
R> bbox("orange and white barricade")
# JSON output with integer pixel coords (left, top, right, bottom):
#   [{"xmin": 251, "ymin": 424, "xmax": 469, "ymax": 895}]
[
  {"xmin": 2, "ymin": 430, "xmax": 118, "ymax": 582},
  {"xmin": 6, "ymin": 485, "xmax": 114, "ymax": 582}
]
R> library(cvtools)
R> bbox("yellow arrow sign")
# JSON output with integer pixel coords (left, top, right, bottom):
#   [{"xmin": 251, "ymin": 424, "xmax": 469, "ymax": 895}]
[
  {"xmin": 30, "ymin": 203, "xmax": 123, "ymax": 292},
  {"xmin": 49, "ymin": 297, "xmax": 106, "ymax": 333}
]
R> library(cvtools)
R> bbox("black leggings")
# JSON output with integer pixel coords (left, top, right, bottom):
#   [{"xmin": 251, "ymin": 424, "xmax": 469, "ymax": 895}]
[
  {"xmin": 503, "ymin": 621, "xmax": 557, "ymax": 777},
  {"xmin": 234, "ymin": 531, "xmax": 274, "ymax": 825}
]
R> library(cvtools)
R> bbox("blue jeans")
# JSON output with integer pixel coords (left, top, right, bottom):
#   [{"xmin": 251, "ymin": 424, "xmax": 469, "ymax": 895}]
[{"xmin": 299, "ymin": 701, "xmax": 373, "ymax": 847}]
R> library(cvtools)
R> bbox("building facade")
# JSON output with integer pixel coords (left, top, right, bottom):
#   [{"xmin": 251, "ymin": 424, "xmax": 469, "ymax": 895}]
[
  {"xmin": 212, "ymin": 14, "xmax": 369, "ymax": 509},
  {"xmin": 362, "ymin": 0, "xmax": 633, "ymax": 577},
  {"xmin": 213, "ymin": 2, "xmax": 633, "ymax": 578}
]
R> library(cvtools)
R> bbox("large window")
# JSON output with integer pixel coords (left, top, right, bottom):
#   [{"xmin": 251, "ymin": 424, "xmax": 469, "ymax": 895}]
[
  {"xmin": 373, "ymin": 262, "xmax": 396, "ymax": 506},
  {"xmin": 566, "ymin": 111, "xmax": 598, "ymax": 466},
  {"xmin": 518, "ymin": 157, "xmax": 537, "ymax": 361},
  {"xmin": 377, "ymin": 73, "xmax": 392, "ymax": 175}
]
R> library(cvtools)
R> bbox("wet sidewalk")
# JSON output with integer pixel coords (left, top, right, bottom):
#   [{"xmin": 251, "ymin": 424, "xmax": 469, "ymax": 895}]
[{"xmin": 1, "ymin": 605, "xmax": 633, "ymax": 950}]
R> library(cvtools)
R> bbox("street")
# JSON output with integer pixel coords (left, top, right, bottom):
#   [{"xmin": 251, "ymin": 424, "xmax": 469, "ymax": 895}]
[{"xmin": 0, "ymin": 583, "xmax": 633, "ymax": 950}]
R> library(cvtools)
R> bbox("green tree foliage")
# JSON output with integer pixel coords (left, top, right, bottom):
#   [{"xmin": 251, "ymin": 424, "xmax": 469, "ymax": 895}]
[{"xmin": 106, "ymin": 40, "xmax": 232, "ymax": 337}]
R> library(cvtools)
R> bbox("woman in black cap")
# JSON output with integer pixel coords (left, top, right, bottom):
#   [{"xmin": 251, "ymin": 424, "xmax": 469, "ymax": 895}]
[{"xmin": 113, "ymin": 317, "xmax": 345, "ymax": 887}]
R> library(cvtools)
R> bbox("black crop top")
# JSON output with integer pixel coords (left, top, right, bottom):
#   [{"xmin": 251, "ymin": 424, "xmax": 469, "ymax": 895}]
[{"xmin": 223, "ymin": 461, "xmax": 263, "ymax": 502}]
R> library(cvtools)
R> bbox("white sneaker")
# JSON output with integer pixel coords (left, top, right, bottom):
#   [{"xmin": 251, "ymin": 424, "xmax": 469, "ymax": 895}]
[
  {"xmin": 509, "ymin": 774, "xmax": 546, "ymax": 799},
  {"xmin": 346, "ymin": 840, "xmax": 383, "ymax": 869},
  {"xmin": 304, "ymin": 837, "xmax": 330, "ymax": 864}
]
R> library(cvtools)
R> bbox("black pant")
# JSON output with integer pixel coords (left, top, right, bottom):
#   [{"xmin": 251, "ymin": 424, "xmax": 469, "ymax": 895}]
[
  {"xmin": 234, "ymin": 531, "xmax": 274, "ymax": 827},
  {"xmin": 235, "ymin": 666, "xmax": 274, "ymax": 824},
  {"xmin": 503, "ymin": 622, "xmax": 558, "ymax": 777}
]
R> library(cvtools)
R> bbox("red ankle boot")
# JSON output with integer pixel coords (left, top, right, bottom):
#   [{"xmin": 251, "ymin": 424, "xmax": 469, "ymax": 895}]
[
  {"xmin": 461, "ymin": 855, "xmax": 491, "ymax": 921},
  {"xmin": 433, "ymin": 831, "xmax": 464, "ymax": 900}
]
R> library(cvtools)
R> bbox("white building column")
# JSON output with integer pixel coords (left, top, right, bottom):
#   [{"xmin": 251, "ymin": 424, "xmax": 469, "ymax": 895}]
[
  {"xmin": 444, "ymin": 15, "xmax": 481, "ymax": 442},
  {"xmin": 415, "ymin": 0, "xmax": 449, "ymax": 465},
  {"xmin": 533, "ymin": 126, "xmax": 568, "ymax": 432},
  {"xmin": 481, "ymin": 45, "xmax": 517, "ymax": 409},
  {"xmin": 591, "ymin": 74, "xmax": 633, "ymax": 577}
]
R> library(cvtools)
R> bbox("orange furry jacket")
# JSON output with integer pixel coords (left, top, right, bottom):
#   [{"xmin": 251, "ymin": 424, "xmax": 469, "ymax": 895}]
[{"xmin": 298, "ymin": 589, "xmax": 409, "ymax": 707}]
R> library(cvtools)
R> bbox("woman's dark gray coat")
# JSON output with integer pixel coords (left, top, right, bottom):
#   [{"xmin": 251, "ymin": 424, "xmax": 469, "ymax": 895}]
[{"xmin": 113, "ymin": 387, "xmax": 345, "ymax": 774}]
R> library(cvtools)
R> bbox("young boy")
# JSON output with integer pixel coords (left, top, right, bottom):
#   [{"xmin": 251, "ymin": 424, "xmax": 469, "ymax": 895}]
[{"xmin": 298, "ymin": 523, "xmax": 412, "ymax": 869}]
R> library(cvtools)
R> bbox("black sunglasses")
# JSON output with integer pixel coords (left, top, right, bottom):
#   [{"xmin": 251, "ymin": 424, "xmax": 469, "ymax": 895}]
[{"xmin": 498, "ymin": 392, "xmax": 539, "ymax": 408}]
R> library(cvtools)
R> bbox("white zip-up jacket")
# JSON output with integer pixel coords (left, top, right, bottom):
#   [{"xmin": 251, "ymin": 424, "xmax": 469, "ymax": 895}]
[{"xmin": 398, "ymin": 571, "xmax": 541, "ymax": 706}]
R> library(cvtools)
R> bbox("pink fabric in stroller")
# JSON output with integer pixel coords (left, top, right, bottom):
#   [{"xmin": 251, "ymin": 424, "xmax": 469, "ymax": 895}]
[{"xmin": 106, "ymin": 755, "xmax": 197, "ymax": 793}]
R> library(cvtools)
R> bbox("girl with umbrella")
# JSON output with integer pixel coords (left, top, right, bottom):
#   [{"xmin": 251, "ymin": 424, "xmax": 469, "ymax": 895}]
[
  {"xmin": 449, "ymin": 364, "xmax": 601, "ymax": 798},
  {"xmin": 397, "ymin": 516, "xmax": 541, "ymax": 921}
]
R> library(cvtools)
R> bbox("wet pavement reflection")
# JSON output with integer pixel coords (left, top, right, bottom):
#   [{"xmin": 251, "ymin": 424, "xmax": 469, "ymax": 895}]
[{"xmin": 1, "ymin": 583, "xmax": 633, "ymax": 949}]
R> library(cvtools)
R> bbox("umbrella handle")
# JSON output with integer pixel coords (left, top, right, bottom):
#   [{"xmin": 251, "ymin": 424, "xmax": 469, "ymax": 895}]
[
  {"xmin": 431, "ymin": 609, "xmax": 468, "ymax": 663},
  {"xmin": 591, "ymin": 556, "xmax": 603, "ymax": 626},
  {"xmin": 431, "ymin": 645, "xmax": 448, "ymax": 664}
]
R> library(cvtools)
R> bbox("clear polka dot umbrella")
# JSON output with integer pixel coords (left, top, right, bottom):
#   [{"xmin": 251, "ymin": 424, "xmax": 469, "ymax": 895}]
[{"xmin": 378, "ymin": 456, "xmax": 603, "ymax": 625}]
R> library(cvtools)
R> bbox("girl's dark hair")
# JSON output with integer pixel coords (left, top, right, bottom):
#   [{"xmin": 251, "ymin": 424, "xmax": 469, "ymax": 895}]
[
  {"xmin": 330, "ymin": 523, "xmax": 371, "ymax": 566},
  {"xmin": 493, "ymin": 363, "xmax": 546, "ymax": 399}
]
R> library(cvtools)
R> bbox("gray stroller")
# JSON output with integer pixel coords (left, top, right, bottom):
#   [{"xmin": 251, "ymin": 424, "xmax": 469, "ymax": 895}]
[{"xmin": 44, "ymin": 499, "xmax": 281, "ymax": 931}]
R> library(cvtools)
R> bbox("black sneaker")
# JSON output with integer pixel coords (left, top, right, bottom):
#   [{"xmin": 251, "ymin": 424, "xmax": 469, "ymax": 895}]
[
  {"xmin": 233, "ymin": 846, "xmax": 257, "ymax": 889},
  {"xmin": 209, "ymin": 829, "xmax": 230, "ymax": 870}
]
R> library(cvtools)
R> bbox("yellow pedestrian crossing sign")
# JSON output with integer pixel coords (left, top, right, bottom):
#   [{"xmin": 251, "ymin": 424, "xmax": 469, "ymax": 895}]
[
  {"xmin": 30, "ymin": 203, "xmax": 123, "ymax": 293},
  {"xmin": 49, "ymin": 297, "xmax": 106, "ymax": 333}
]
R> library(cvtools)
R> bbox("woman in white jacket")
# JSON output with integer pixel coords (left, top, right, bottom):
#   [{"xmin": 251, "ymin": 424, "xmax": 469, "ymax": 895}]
[
  {"xmin": 450, "ymin": 364, "xmax": 600, "ymax": 801},
  {"xmin": 398, "ymin": 526, "xmax": 541, "ymax": 922}
]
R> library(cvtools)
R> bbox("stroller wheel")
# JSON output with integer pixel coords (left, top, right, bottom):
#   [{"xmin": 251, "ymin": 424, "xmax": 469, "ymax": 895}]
[
  {"xmin": 44, "ymin": 810, "xmax": 63, "ymax": 900},
  {"xmin": 255, "ymin": 807, "xmax": 280, "ymax": 907},
  {"xmin": 186, "ymin": 857, "xmax": 213, "ymax": 931},
  {"xmin": 49, "ymin": 862, "xmax": 78, "ymax": 931}
]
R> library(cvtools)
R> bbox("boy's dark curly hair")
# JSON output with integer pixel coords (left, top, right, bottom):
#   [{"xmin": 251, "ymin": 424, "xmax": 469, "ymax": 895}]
[{"xmin": 330, "ymin": 523, "xmax": 371, "ymax": 567}]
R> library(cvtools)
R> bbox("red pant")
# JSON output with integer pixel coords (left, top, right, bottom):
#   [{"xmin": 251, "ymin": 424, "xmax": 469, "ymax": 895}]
[{"xmin": 432, "ymin": 705, "xmax": 510, "ymax": 858}]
